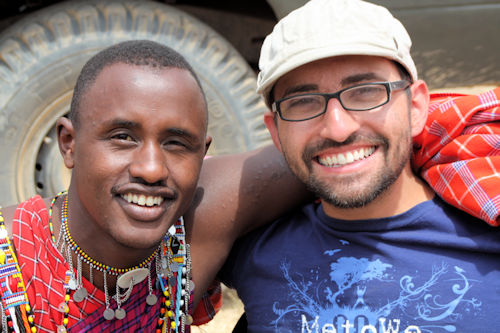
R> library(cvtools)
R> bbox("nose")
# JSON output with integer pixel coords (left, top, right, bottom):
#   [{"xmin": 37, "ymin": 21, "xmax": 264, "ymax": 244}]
[
  {"xmin": 319, "ymin": 98, "xmax": 360, "ymax": 142},
  {"xmin": 129, "ymin": 141, "xmax": 168, "ymax": 185}
]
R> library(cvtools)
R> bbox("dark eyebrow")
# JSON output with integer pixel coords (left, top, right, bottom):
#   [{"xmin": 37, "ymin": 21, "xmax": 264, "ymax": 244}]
[
  {"xmin": 280, "ymin": 72, "xmax": 388, "ymax": 99},
  {"xmin": 282, "ymin": 84, "xmax": 319, "ymax": 98},
  {"xmin": 166, "ymin": 127, "xmax": 197, "ymax": 140},
  {"xmin": 102, "ymin": 118, "xmax": 140, "ymax": 129},
  {"xmin": 340, "ymin": 73, "xmax": 387, "ymax": 86},
  {"xmin": 102, "ymin": 119, "xmax": 199, "ymax": 142}
]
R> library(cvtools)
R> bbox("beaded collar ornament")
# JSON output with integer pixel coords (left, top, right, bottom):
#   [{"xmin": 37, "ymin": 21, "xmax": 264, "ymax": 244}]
[
  {"xmin": 56, "ymin": 193, "xmax": 194, "ymax": 332},
  {"xmin": 0, "ymin": 192, "xmax": 194, "ymax": 333}
]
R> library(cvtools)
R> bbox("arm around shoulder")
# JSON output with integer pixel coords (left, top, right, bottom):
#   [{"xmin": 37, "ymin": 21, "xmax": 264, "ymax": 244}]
[{"xmin": 185, "ymin": 144, "xmax": 311, "ymax": 305}]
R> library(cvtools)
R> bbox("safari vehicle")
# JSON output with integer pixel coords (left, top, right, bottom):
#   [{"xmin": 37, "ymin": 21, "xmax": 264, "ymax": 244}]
[{"xmin": 0, "ymin": 0, "xmax": 499, "ymax": 206}]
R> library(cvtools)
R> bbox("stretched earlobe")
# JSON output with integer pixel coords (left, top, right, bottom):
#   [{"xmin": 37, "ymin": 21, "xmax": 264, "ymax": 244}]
[{"xmin": 57, "ymin": 117, "xmax": 76, "ymax": 169}]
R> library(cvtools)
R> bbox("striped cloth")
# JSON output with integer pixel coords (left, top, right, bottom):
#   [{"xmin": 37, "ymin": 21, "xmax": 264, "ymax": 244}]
[
  {"xmin": 413, "ymin": 87, "xmax": 500, "ymax": 226},
  {"xmin": 13, "ymin": 196, "xmax": 103, "ymax": 332}
]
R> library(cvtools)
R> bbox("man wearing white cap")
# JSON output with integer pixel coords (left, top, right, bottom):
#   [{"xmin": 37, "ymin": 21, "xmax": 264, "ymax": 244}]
[{"xmin": 219, "ymin": 0, "xmax": 500, "ymax": 331}]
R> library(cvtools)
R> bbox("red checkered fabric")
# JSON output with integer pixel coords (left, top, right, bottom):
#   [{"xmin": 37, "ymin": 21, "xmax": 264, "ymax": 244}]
[
  {"xmin": 191, "ymin": 281, "xmax": 222, "ymax": 325},
  {"xmin": 12, "ymin": 196, "xmax": 105, "ymax": 332},
  {"xmin": 413, "ymin": 87, "xmax": 500, "ymax": 226}
]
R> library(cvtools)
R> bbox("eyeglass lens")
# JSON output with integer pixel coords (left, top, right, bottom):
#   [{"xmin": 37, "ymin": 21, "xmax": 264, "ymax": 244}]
[{"xmin": 279, "ymin": 84, "xmax": 390, "ymax": 121}]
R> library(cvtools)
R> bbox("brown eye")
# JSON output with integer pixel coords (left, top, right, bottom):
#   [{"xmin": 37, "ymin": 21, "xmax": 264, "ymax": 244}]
[{"xmin": 112, "ymin": 133, "xmax": 134, "ymax": 142}]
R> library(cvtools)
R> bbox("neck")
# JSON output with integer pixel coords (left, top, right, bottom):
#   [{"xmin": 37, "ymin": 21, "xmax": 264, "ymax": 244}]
[
  {"xmin": 322, "ymin": 165, "xmax": 435, "ymax": 220},
  {"xmin": 50, "ymin": 195, "xmax": 161, "ymax": 291}
]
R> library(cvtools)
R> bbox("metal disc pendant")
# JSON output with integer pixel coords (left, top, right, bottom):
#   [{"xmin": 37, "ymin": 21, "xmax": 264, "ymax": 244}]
[
  {"xmin": 116, "ymin": 268, "xmax": 149, "ymax": 289},
  {"xmin": 115, "ymin": 308, "xmax": 126, "ymax": 320},
  {"xmin": 185, "ymin": 314, "xmax": 194, "ymax": 325},
  {"xmin": 146, "ymin": 294, "xmax": 158, "ymax": 306},
  {"xmin": 189, "ymin": 280, "xmax": 195, "ymax": 292},
  {"xmin": 103, "ymin": 308, "xmax": 115, "ymax": 320},
  {"xmin": 170, "ymin": 262, "xmax": 179, "ymax": 271},
  {"xmin": 161, "ymin": 257, "xmax": 168, "ymax": 269},
  {"xmin": 73, "ymin": 287, "xmax": 88, "ymax": 303}
]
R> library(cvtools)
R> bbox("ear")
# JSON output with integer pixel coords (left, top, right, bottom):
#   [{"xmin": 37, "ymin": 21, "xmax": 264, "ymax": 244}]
[
  {"xmin": 263, "ymin": 111, "xmax": 283, "ymax": 152},
  {"xmin": 409, "ymin": 80, "xmax": 430, "ymax": 137},
  {"xmin": 57, "ymin": 117, "xmax": 76, "ymax": 169},
  {"xmin": 204, "ymin": 135, "xmax": 212, "ymax": 155}
]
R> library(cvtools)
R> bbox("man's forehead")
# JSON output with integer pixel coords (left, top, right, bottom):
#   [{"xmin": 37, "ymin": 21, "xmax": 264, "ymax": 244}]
[
  {"xmin": 79, "ymin": 63, "xmax": 207, "ymax": 127},
  {"xmin": 274, "ymin": 56, "xmax": 398, "ymax": 95}
]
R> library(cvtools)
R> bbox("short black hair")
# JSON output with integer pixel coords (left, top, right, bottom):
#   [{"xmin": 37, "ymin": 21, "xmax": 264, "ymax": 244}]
[{"xmin": 69, "ymin": 40, "xmax": 206, "ymax": 128}]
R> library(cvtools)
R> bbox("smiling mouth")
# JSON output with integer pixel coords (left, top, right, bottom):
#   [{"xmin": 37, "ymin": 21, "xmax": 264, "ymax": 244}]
[
  {"xmin": 317, "ymin": 146, "xmax": 376, "ymax": 167},
  {"xmin": 121, "ymin": 193, "xmax": 164, "ymax": 207}
]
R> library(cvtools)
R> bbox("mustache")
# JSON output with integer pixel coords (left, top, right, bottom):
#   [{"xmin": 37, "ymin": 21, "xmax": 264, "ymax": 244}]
[
  {"xmin": 302, "ymin": 133, "xmax": 389, "ymax": 162},
  {"xmin": 110, "ymin": 177, "xmax": 177, "ymax": 199}
]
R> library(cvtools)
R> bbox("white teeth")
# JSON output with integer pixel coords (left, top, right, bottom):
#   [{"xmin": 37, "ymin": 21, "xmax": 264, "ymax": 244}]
[
  {"xmin": 337, "ymin": 154, "xmax": 346, "ymax": 165},
  {"xmin": 121, "ymin": 193, "xmax": 164, "ymax": 207},
  {"xmin": 318, "ymin": 146, "xmax": 375, "ymax": 167},
  {"xmin": 365, "ymin": 147, "xmax": 374, "ymax": 158},
  {"xmin": 345, "ymin": 152, "xmax": 354, "ymax": 164},
  {"xmin": 353, "ymin": 150, "xmax": 360, "ymax": 160}
]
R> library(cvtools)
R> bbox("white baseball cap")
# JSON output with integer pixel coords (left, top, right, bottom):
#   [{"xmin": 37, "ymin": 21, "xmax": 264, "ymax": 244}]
[{"xmin": 257, "ymin": 0, "xmax": 418, "ymax": 104}]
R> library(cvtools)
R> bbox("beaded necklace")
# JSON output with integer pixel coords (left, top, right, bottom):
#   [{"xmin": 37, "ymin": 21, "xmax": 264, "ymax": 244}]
[
  {"xmin": 60, "ymin": 196, "xmax": 157, "ymax": 275},
  {"xmin": 0, "ymin": 193, "xmax": 193, "ymax": 333},
  {"xmin": 58, "ymin": 194, "xmax": 193, "ymax": 332}
]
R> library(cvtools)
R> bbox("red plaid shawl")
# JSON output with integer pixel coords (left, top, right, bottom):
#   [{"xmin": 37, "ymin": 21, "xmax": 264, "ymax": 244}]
[{"xmin": 413, "ymin": 87, "xmax": 500, "ymax": 226}]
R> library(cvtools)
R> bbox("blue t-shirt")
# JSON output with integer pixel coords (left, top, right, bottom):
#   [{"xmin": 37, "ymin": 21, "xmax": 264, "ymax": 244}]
[{"xmin": 220, "ymin": 197, "xmax": 500, "ymax": 333}]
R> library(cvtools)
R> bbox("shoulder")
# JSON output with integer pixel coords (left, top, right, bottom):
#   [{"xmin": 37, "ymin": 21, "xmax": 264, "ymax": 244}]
[
  {"xmin": 233, "ymin": 202, "xmax": 317, "ymax": 250},
  {"xmin": 424, "ymin": 197, "xmax": 500, "ymax": 237},
  {"xmin": 1, "ymin": 196, "xmax": 48, "ymax": 238}
]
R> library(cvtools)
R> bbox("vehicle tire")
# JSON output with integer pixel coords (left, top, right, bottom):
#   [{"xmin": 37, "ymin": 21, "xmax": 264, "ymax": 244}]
[{"xmin": 0, "ymin": 0, "xmax": 270, "ymax": 206}]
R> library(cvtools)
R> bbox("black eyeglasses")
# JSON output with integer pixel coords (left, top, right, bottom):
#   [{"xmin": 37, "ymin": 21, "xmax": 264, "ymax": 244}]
[{"xmin": 271, "ymin": 80, "xmax": 411, "ymax": 122}]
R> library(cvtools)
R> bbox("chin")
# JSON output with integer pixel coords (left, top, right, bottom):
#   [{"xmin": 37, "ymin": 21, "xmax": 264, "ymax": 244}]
[{"xmin": 116, "ymin": 230, "xmax": 166, "ymax": 250}]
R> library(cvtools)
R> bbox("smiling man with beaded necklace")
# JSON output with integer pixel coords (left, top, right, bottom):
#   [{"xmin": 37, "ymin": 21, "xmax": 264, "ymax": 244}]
[{"xmin": 0, "ymin": 40, "xmax": 309, "ymax": 333}]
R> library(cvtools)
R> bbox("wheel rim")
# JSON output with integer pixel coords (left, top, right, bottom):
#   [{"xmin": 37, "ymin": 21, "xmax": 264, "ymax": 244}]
[{"xmin": 17, "ymin": 92, "xmax": 72, "ymax": 201}]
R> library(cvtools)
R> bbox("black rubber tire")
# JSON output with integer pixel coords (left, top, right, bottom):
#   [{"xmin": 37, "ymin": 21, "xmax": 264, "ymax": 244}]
[{"xmin": 0, "ymin": 0, "xmax": 269, "ymax": 206}]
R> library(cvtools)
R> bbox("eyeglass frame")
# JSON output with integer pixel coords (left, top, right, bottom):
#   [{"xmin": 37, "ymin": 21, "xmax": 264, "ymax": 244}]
[{"xmin": 271, "ymin": 80, "xmax": 411, "ymax": 122}]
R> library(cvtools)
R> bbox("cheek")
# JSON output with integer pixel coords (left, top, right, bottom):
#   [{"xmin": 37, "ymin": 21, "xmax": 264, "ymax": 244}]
[
  {"xmin": 278, "ymin": 124, "xmax": 311, "ymax": 154},
  {"xmin": 74, "ymin": 148, "xmax": 126, "ymax": 188},
  {"xmin": 170, "ymin": 157, "xmax": 203, "ymax": 190}
]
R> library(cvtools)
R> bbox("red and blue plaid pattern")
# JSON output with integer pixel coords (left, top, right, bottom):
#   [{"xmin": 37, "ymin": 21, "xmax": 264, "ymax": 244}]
[
  {"xmin": 13, "ymin": 196, "xmax": 104, "ymax": 332},
  {"xmin": 413, "ymin": 87, "xmax": 500, "ymax": 226}
]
